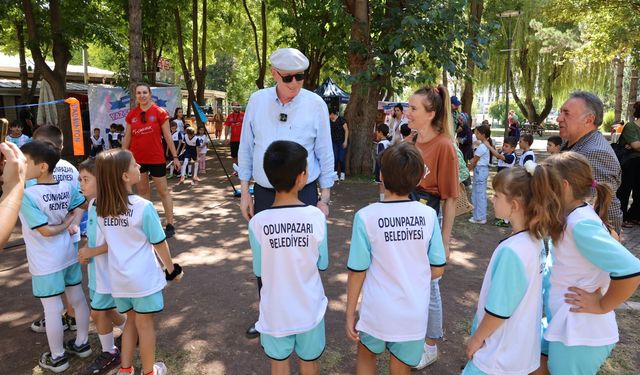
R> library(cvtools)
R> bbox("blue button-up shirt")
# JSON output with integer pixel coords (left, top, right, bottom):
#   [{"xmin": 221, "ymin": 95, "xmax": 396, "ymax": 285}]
[{"xmin": 238, "ymin": 87, "xmax": 335, "ymax": 189}]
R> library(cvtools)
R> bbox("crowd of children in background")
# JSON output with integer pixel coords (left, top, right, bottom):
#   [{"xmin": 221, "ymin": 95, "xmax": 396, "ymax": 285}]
[
  {"xmin": 3, "ymin": 91, "xmax": 640, "ymax": 375},
  {"xmin": 85, "ymin": 108, "xmax": 211, "ymax": 186}
]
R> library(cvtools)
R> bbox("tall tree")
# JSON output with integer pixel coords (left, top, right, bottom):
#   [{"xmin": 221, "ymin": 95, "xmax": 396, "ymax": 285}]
[
  {"xmin": 242, "ymin": 0, "xmax": 267, "ymax": 89},
  {"xmin": 614, "ymin": 56, "xmax": 624, "ymax": 122},
  {"xmin": 129, "ymin": 0, "xmax": 143, "ymax": 108},
  {"xmin": 22, "ymin": 0, "xmax": 73, "ymax": 150},
  {"xmin": 461, "ymin": 0, "xmax": 485, "ymax": 115},
  {"xmin": 174, "ymin": 5, "xmax": 196, "ymax": 115}
]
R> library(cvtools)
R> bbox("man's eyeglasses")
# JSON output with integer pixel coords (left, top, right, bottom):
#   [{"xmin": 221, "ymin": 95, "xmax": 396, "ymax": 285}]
[
  {"xmin": 140, "ymin": 111, "xmax": 146, "ymax": 123},
  {"xmin": 276, "ymin": 70, "xmax": 305, "ymax": 83}
]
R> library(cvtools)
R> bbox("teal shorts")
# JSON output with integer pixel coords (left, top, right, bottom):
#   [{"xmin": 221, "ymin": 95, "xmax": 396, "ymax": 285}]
[
  {"xmin": 461, "ymin": 360, "xmax": 489, "ymax": 375},
  {"xmin": 359, "ymin": 332, "xmax": 424, "ymax": 367},
  {"xmin": 114, "ymin": 291, "xmax": 164, "ymax": 314},
  {"xmin": 32, "ymin": 263, "xmax": 82, "ymax": 298},
  {"xmin": 547, "ymin": 341, "xmax": 615, "ymax": 375},
  {"xmin": 89, "ymin": 288, "xmax": 117, "ymax": 311},
  {"xmin": 260, "ymin": 319, "xmax": 325, "ymax": 361}
]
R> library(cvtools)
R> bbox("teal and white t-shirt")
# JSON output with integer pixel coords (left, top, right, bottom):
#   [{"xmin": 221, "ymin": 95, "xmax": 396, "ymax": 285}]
[
  {"xmin": 5, "ymin": 134, "xmax": 30, "ymax": 148},
  {"xmin": 545, "ymin": 204, "xmax": 640, "ymax": 346},
  {"xmin": 470, "ymin": 231, "xmax": 545, "ymax": 374},
  {"xmin": 348, "ymin": 200, "xmax": 446, "ymax": 342},
  {"xmin": 96, "ymin": 195, "xmax": 167, "ymax": 298},
  {"xmin": 249, "ymin": 205, "xmax": 328, "ymax": 337},
  {"xmin": 19, "ymin": 181, "xmax": 86, "ymax": 276},
  {"xmin": 86, "ymin": 199, "xmax": 112, "ymax": 294}
]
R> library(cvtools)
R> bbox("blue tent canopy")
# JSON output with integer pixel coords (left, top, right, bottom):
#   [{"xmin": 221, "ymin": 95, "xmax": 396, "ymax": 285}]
[{"xmin": 313, "ymin": 77, "xmax": 350, "ymax": 104}]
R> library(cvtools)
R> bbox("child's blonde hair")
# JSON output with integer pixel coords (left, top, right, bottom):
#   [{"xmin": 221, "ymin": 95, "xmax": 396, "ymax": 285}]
[
  {"xmin": 543, "ymin": 152, "xmax": 612, "ymax": 224},
  {"xmin": 95, "ymin": 149, "xmax": 135, "ymax": 217},
  {"xmin": 492, "ymin": 165, "xmax": 565, "ymax": 244}
]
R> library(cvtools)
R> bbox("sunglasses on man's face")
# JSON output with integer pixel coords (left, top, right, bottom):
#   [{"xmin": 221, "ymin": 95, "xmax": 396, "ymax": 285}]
[
  {"xmin": 277, "ymin": 71, "xmax": 305, "ymax": 83},
  {"xmin": 140, "ymin": 111, "xmax": 146, "ymax": 123}
]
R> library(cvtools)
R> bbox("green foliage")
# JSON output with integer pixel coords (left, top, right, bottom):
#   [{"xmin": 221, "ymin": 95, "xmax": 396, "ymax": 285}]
[
  {"xmin": 205, "ymin": 52, "xmax": 234, "ymax": 91},
  {"xmin": 602, "ymin": 109, "xmax": 615, "ymax": 132},
  {"xmin": 489, "ymin": 100, "xmax": 524, "ymax": 123}
]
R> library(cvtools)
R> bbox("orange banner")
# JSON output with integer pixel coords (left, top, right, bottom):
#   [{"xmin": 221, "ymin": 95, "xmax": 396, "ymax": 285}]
[{"xmin": 64, "ymin": 97, "xmax": 84, "ymax": 156}]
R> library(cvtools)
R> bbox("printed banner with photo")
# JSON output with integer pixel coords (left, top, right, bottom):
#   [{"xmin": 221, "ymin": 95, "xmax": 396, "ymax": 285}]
[{"xmin": 88, "ymin": 85, "xmax": 181, "ymax": 135}]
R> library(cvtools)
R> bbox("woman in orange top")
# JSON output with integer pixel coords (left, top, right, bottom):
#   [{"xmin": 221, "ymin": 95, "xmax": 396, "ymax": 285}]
[{"xmin": 406, "ymin": 84, "xmax": 459, "ymax": 369}]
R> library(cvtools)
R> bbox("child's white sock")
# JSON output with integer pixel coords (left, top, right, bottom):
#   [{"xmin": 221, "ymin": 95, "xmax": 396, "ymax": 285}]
[
  {"xmin": 379, "ymin": 193, "xmax": 385, "ymax": 201},
  {"xmin": 66, "ymin": 284, "xmax": 90, "ymax": 346},
  {"xmin": 99, "ymin": 332, "xmax": 117, "ymax": 354},
  {"xmin": 41, "ymin": 296, "xmax": 65, "ymax": 358},
  {"xmin": 425, "ymin": 343, "xmax": 438, "ymax": 353}
]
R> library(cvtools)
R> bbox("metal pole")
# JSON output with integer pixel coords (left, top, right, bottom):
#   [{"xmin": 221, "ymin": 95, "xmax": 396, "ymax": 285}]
[{"xmin": 504, "ymin": 34, "xmax": 512, "ymax": 138}]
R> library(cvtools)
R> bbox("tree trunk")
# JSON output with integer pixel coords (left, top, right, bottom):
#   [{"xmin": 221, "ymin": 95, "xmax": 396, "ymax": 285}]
[
  {"xmin": 16, "ymin": 21, "xmax": 30, "ymax": 104},
  {"xmin": 129, "ymin": 0, "xmax": 143, "ymax": 108},
  {"xmin": 175, "ymin": 7, "xmax": 196, "ymax": 117},
  {"xmin": 461, "ymin": 0, "xmax": 484, "ymax": 115},
  {"xmin": 614, "ymin": 56, "xmax": 624, "ymax": 122},
  {"xmin": 193, "ymin": 0, "xmax": 207, "ymax": 117},
  {"xmin": 343, "ymin": 0, "xmax": 377, "ymax": 175},
  {"xmin": 626, "ymin": 67, "xmax": 638, "ymax": 123},
  {"xmin": 242, "ymin": 0, "xmax": 267, "ymax": 89},
  {"xmin": 23, "ymin": 0, "xmax": 72, "ymax": 153}
]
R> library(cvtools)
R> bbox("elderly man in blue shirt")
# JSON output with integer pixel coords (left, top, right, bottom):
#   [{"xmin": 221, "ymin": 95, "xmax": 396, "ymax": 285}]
[{"xmin": 238, "ymin": 47, "xmax": 335, "ymax": 338}]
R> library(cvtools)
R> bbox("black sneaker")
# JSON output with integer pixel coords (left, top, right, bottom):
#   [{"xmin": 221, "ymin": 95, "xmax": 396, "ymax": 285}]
[
  {"xmin": 164, "ymin": 224, "xmax": 176, "ymax": 238},
  {"xmin": 63, "ymin": 312, "xmax": 77, "ymax": 331},
  {"xmin": 31, "ymin": 316, "xmax": 70, "ymax": 333},
  {"xmin": 64, "ymin": 338, "xmax": 93, "ymax": 358},
  {"xmin": 84, "ymin": 349, "xmax": 121, "ymax": 375},
  {"xmin": 39, "ymin": 352, "xmax": 70, "ymax": 373},
  {"xmin": 245, "ymin": 322, "xmax": 259, "ymax": 339}
]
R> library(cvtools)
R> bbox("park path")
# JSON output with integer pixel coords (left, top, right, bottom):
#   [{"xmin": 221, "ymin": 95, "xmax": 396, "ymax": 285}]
[{"xmin": 1, "ymin": 138, "xmax": 637, "ymax": 374}]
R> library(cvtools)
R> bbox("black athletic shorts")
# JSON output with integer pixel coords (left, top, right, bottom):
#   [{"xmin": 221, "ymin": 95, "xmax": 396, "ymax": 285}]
[
  {"xmin": 230, "ymin": 141, "xmax": 240, "ymax": 158},
  {"xmin": 139, "ymin": 163, "xmax": 167, "ymax": 178}
]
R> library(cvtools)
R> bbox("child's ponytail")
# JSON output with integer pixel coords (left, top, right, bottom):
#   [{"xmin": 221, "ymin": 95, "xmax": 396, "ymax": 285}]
[
  {"xmin": 493, "ymin": 163, "xmax": 565, "ymax": 244},
  {"xmin": 527, "ymin": 162, "xmax": 565, "ymax": 244},
  {"xmin": 543, "ymin": 152, "xmax": 612, "ymax": 226},
  {"xmin": 593, "ymin": 181, "xmax": 613, "ymax": 223}
]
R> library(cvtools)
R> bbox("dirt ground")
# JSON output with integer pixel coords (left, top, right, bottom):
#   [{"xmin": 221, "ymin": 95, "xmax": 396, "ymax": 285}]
[{"xmin": 1, "ymin": 141, "xmax": 638, "ymax": 375}]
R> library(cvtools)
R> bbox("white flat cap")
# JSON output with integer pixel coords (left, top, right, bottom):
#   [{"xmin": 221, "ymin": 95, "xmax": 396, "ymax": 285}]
[{"xmin": 270, "ymin": 48, "xmax": 309, "ymax": 72}]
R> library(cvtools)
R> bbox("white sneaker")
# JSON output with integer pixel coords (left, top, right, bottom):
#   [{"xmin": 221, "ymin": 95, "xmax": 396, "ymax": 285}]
[
  {"xmin": 334, "ymin": 174, "xmax": 339, "ymax": 181},
  {"xmin": 413, "ymin": 343, "xmax": 437, "ymax": 370},
  {"xmin": 340, "ymin": 172, "xmax": 345, "ymax": 181},
  {"xmin": 153, "ymin": 362, "xmax": 168, "ymax": 375},
  {"xmin": 468, "ymin": 217, "xmax": 487, "ymax": 224}
]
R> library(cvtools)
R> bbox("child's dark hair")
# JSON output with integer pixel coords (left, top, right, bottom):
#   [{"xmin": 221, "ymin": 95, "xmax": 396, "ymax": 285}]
[
  {"xmin": 185, "ymin": 127, "xmax": 195, "ymax": 136},
  {"xmin": 547, "ymin": 135, "xmax": 562, "ymax": 146},
  {"xmin": 110, "ymin": 123, "xmax": 117, "ymax": 129},
  {"xmin": 543, "ymin": 152, "xmax": 612, "ymax": 224},
  {"xmin": 263, "ymin": 140, "xmax": 308, "ymax": 193},
  {"xmin": 21, "ymin": 140, "xmax": 60, "ymax": 173},
  {"xmin": 492, "ymin": 165, "xmax": 565, "ymax": 244},
  {"xmin": 503, "ymin": 136, "xmax": 517, "ymax": 148},
  {"xmin": 117, "ymin": 124, "xmax": 125, "ymax": 132},
  {"xmin": 521, "ymin": 133, "xmax": 534, "ymax": 146},
  {"xmin": 475, "ymin": 125, "xmax": 491, "ymax": 138},
  {"xmin": 78, "ymin": 158, "xmax": 96, "ymax": 175},
  {"xmin": 400, "ymin": 123, "xmax": 411, "ymax": 137},
  {"xmin": 33, "ymin": 124, "xmax": 63, "ymax": 150},
  {"xmin": 380, "ymin": 142, "xmax": 424, "ymax": 196},
  {"xmin": 376, "ymin": 123, "xmax": 389, "ymax": 137},
  {"xmin": 170, "ymin": 120, "xmax": 178, "ymax": 129},
  {"xmin": 10, "ymin": 120, "xmax": 22, "ymax": 128}
]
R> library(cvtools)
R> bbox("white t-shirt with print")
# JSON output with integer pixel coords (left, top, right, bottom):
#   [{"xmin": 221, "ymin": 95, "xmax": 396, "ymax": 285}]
[
  {"xmin": 249, "ymin": 205, "xmax": 328, "ymax": 337},
  {"xmin": 19, "ymin": 181, "xmax": 86, "ymax": 276},
  {"xmin": 470, "ymin": 231, "xmax": 545, "ymax": 375},
  {"xmin": 348, "ymin": 200, "xmax": 446, "ymax": 342},
  {"xmin": 96, "ymin": 195, "xmax": 167, "ymax": 298},
  {"xmin": 544, "ymin": 204, "xmax": 640, "ymax": 347},
  {"xmin": 518, "ymin": 150, "xmax": 536, "ymax": 167}
]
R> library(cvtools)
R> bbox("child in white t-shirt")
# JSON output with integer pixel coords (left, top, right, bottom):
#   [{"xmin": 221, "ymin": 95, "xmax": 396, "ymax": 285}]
[
  {"xmin": 196, "ymin": 126, "xmax": 209, "ymax": 173},
  {"xmin": 248, "ymin": 140, "xmax": 328, "ymax": 375},
  {"xmin": 90, "ymin": 128, "xmax": 106, "ymax": 158},
  {"xmin": 468, "ymin": 125, "xmax": 491, "ymax": 224},
  {"xmin": 462, "ymin": 162, "xmax": 565, "ymax": 375},
  {"xmin": 5, "ymin": 120, "xmax": 31, "ymax": 147},
  {"xmin": 94, "ymin": 149, "xmax": 182, "ymax": 375},
  {"xmin": 76, "ymin": 158, "xmax": 126, "ymax": 374},
  {"xmin": 374, "ymin": 123, "xmax": 391, "ymax": 201},
  {"xmin": 518, "ymin": 134, "xmax": 536, "ymax": 166},
  {"xmin": 19, "ymin": 141, "xmax": 91, "ymax": 373},
  {"xmin": 539, "ymin": 152, "xmax": 640, "ymax": 374},
  {"xmin": 346, "ymin": 142, "xmax": 446, "ymax": 372}
]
